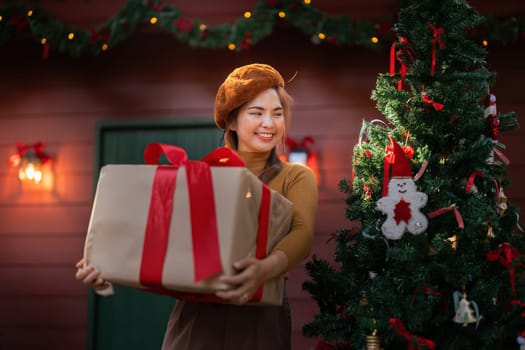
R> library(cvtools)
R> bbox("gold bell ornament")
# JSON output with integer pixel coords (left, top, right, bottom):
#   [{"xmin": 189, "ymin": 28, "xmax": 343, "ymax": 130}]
[
  {"xmin": 366, "ymin": 330, "xmax": 382, "ymax": 350},
  {"xmin": 453, "ymin": 291, "xmax": 480, "ymax": 327}
]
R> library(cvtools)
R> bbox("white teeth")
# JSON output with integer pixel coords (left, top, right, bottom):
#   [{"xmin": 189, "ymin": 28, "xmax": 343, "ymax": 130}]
[{"xmin": 257, "ymin": 133, "xmax": 273, "ymax": 138}]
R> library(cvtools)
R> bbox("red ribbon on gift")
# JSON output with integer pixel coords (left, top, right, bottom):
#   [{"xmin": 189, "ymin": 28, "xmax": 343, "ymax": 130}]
[
  {"xmin": 140, "ymin": 144, "xmax": 244, "ymax": 286},
  {"xmin": 139, "ymin": 143, "xmax": 272, "ymax": 303},
  {"xmin": 252, "ymin": 183, "xmax": 271, "ymax": 301},
  {"xmin": 390, "ymin": 318, "xmax": 436, "ymax": 350},
  {"xmin": 486, "ymin": 242, "xmax": 521, "ymax": 292}
]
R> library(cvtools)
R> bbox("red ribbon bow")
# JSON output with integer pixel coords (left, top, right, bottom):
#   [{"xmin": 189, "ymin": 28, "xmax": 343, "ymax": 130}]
[
  {"xmin": 486, "ymin": 242, "xmax": 521, "ymax": 292},
  {"xmin": 422, "ymin": 92, "xmax": 444, "ymax": 111},
  {"xmin": 141, "ymin": 144, "xmax": 246, "ymax": 284},
  {"xmin": 286, "ymin": 135, "xmax": 315, "ymax": 150},
  {"xmin": 428, "ymin": 24, "xmax": 445, "ymax": 76},
  {"xmin": 10, "ymin": 141, "xmax": 51, "ymax": 167},
  {"xmin": 139, "ymin": 144, "xmax": 271, "ymax": 303},
  {"xmin": 390, "ymin": 318, "xmax": 436, "ymax": 350},
  {"xmin": 16, "ymin": 141, "xmax": 50, "ymax": 161}
]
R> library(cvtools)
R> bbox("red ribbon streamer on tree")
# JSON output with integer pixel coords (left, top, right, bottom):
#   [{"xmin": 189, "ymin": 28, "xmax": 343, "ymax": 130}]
[
  {"xmin": 486, "ymin": 242, "xmax": 521, "ymax": 292},
  {"xmin": 389, "ymin": 318, "xmax": 436, "ymax": 350},
  {"xmin": 427, "ymin": 205, "xmax": 464, "ymax": 229},
  {"xmin": 410, "ymin": 285, "xmax": 448, "ymax": 312},
  {"xmin": 465, "ymin": 171, "xmax": 485, "ymax": 192},
  {"xmin": 411, "ymin": 287, "xmax": 437, "ymax": 304},
  {"xmin": 428, "ymin": 24, "xmax": 445, "ymax": 76},
  {"xmin": 511, "ymin": 299, "xmax": 525, "ymax": 316},
  {"xmin": 390, "ymin": 37, "xmax": 414, "ymax": 90}
]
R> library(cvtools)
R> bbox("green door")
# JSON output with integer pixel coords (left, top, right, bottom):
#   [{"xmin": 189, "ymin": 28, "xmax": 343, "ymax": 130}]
[{"xmin": 88, "ymin": 118, "xmax": 224, "ymax": 350}]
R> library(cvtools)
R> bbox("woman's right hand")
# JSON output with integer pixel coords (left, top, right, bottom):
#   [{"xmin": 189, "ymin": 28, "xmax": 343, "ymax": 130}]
[{"xmin": 75, "ymin": 258, "xmax": 110, "ymax": 290}]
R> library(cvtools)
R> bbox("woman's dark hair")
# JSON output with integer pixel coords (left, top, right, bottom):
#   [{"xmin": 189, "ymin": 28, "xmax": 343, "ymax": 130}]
[{"xmin": 223, "ymin": 86, "xmax": 292, "ymax": 184}]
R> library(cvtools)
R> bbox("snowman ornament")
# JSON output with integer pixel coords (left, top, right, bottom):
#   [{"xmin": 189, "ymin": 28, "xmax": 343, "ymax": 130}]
[{"xmin": 376, "ymin": 136, "xmax": 428, "ymax": 240}]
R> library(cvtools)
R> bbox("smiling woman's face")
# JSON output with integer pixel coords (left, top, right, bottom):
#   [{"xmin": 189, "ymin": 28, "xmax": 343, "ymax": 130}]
[{"xmin": 231, "ymin": 88, "xmax": 286, "ymax": 153}]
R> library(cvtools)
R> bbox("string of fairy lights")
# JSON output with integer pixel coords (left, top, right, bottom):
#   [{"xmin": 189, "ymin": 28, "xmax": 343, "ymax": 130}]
[{"xmin": 0, "ymin": 0, "xmax": 523, "ymax": 58}]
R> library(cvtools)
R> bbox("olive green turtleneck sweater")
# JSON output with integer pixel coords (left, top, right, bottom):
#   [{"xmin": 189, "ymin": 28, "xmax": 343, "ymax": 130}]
[{"xmin": 238, "ymin": 150, "xmax": 318, "ymax": 272}]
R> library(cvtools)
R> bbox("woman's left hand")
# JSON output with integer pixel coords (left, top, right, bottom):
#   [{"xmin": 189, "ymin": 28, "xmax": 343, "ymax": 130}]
[{"xmin": 215, "ymin": 250, "xmax": 288, "ymax": 305}]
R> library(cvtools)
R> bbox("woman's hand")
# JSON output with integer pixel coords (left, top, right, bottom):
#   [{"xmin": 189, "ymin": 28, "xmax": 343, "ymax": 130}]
[
  {"xmin": 215, "ymin": 250, "xmax": 288, "ymax": 304},
  {"xmin": 75, "ymin": 258, "xmax": 110, "ymax": 290}
]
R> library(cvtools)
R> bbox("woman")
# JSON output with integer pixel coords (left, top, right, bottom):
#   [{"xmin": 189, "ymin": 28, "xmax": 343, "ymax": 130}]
[{"xmin": 76, "ymin": 63, "xmax": 318, "ymax": 349}]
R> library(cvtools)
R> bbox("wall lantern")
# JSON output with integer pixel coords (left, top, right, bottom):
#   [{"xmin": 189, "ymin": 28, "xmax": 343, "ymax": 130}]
[
  {"xmin": 9, "ymin": 141, "xmax": 52, "ymax": 185},
  {"xmin": 282, "ymin": 136, "xmax": 320, "ymax": 184}
]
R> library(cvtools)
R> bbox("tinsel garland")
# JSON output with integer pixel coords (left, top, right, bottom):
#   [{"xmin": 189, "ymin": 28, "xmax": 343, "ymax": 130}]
[{"xmin": 0, "ymin": 0, "xmax": 524, "ymax": 57}]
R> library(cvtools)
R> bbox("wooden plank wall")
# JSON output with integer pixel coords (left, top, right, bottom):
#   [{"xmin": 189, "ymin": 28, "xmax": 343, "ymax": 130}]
[{"xmin": 0, "ymin": 1, "xmax": 524, "ymax": 349}]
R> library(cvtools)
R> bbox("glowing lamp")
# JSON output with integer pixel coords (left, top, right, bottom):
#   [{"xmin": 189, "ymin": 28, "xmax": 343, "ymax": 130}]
[
  {"xmin": 282, "ymin": 136, "xmax": 320, "ymax": 184},
  {"xmin": 10, "ymin": 141, "xmax": 52, "ymax": 185},
  {"xmin": 288, "ymin": 149, "xmax": 308, "ymax": 165},
  {"xmin": 18, "ymin": 152, "xmax": 43, "ymax": 184}
]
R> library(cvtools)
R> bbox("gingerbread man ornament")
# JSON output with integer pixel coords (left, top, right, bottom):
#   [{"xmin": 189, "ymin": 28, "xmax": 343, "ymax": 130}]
[{"xmin": 376, "ymin": 136, "xmax": 428, "ymax": 240}]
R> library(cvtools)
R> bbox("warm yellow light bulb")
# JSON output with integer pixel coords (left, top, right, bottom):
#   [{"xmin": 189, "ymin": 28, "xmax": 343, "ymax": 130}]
[
  {"xmin": 304, "ymin": 0, "xmax": 311, "ymax": 4},
  {"xmin": 228, "ymin": 43, "xmax": 236, "ymax": 51},
  {"xmin": 68, "ymin": 32, "xmax": 75, "ymax": 40},
  {"xmin": 0, "ymin": 16, "xmax": 3, "ymax": 22},
  {"xmin": 278, "ymin": 11, "xmax": 286, "ymax": 18},
  {"xmin": 101, "ymin": 43, "xmax": 109, "ymax": 51},
  {"xmin": 371, "ymin": 36, "xmax": 379, "ymax": 44},
  {"xmin": 199, "ymin": 23, "xmax": 207, "ymax": 31},
  {"xmin": 27, "ymin": 10, "xmax": 33, "ymax": 17},
  {"xmin": 318, "ymin": 32, "xmax": 326, "ymax": 40},
  {"xmin": 482, "ymin": 39, "xmax": 488, "ymax": 47},
  {"xmin": 18, "ymin": 162, "xmax": 43, "ymax": 184},
  {"xmin": 41, "ymin": 38, "xmax": 47, "ymax": 45},
  {"xmin": 244, "ymin": 11, "xmax": 252, "ymax": 19},
  {"xmin": 150, "ymin": 17, "xmax": 158, "ymax": 24}
]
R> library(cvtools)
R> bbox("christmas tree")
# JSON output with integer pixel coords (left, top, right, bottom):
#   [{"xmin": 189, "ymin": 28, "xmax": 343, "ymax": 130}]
[{"xmin": 303, "ymin": 0, "xmax": 522, "ymax": 349}]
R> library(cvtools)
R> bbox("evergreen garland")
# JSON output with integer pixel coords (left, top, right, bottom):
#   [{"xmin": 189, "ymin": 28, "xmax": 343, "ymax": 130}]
[{"xmin": 0, "ymin": 0, "xmax": 523, "ymax": 58}]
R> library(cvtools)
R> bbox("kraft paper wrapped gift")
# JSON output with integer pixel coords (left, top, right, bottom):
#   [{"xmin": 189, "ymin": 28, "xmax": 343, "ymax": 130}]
[{"xmin": 83, "ymin": 143, "xmax": 293, "ymax": 306}]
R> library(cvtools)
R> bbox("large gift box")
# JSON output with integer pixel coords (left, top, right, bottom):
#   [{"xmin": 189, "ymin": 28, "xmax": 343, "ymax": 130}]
[{"xmin": 83, "ymin": 143, "xmax": 293, "ymax": 306}]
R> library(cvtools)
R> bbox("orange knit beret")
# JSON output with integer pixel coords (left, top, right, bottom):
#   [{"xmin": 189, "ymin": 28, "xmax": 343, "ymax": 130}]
[{"xmin": 214, "ymin": 63, "xmax": 285, "ymax": 130}]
